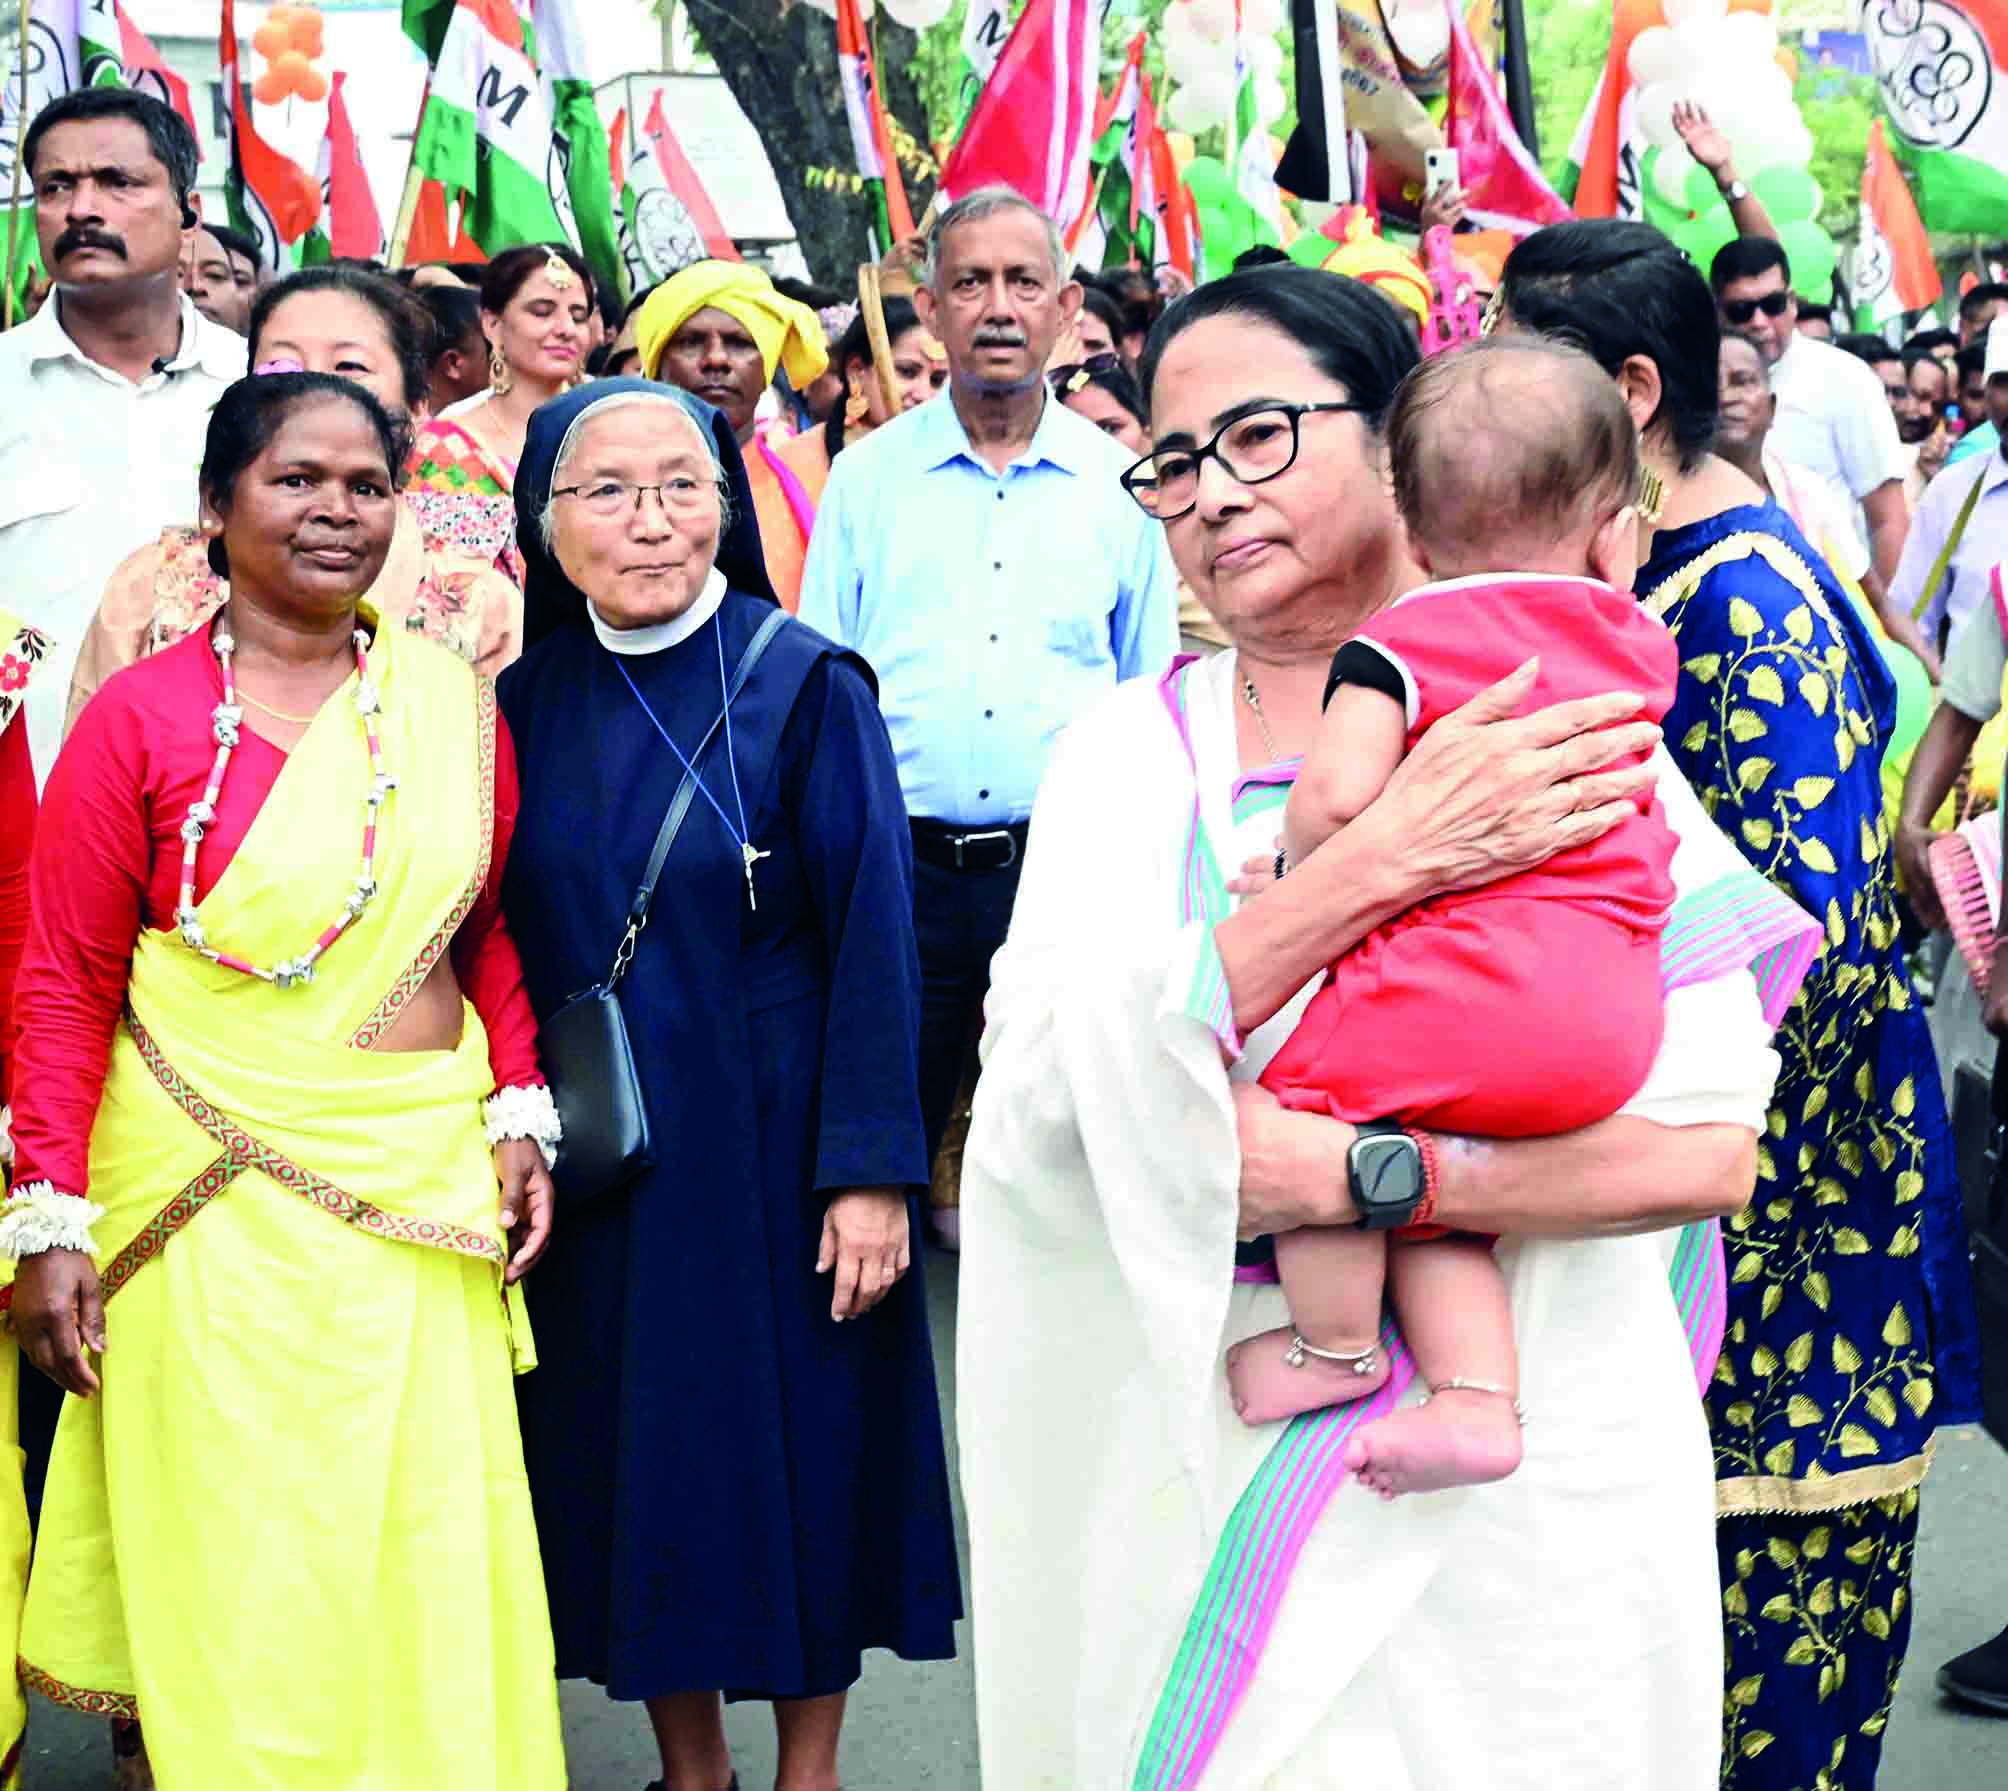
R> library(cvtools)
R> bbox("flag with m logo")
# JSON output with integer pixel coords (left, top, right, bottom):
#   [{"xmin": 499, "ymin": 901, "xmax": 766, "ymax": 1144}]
[{"xmin": 409, "ymin": 0, "xmax": 568, "ymax": 257}]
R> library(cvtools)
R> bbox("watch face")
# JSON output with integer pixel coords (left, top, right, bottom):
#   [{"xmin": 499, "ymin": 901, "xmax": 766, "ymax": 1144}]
[{"xmin": 1354, "ymin": 1133, "xmax": 1424, "ymax": 1211}]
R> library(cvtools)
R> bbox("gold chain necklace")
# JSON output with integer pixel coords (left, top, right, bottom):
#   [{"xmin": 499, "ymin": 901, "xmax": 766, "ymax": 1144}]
[
  {"xmin": 237, "ymin": 687, "xmax": 322, "ymax": 727},
  {"xmin": 1241, "ymin": 674, "xmax": 1283, "ymax": 762}
]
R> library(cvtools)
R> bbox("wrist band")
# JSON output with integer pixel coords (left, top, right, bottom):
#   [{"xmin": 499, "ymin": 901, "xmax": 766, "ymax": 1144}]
[
  {"xmin": 0, "ymin": 1182, "xmax": 104, "ymax": 1261},
  {"xmin": 483, "ymin": 1084, "xmax": 563, "ymax": 1172},
  {"xmin": 1410, "ymin": 1129, "xmax": 1441, "ymax": 1228}
]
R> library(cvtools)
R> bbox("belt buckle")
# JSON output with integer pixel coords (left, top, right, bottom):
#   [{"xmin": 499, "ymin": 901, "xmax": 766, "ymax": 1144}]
[{"xmin": 960, "ymin": 826, "xmax": 1016, "ymax": 869}]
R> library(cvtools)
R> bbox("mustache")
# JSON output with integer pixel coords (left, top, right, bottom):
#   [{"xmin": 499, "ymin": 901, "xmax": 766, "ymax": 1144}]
[
  {"xmin": 972, "ymin": 330, "xmax": 1027, "ymax": 349},
  {"xmin": 53, "ymin": 226, "xmax": 125, "ymax": 261}
]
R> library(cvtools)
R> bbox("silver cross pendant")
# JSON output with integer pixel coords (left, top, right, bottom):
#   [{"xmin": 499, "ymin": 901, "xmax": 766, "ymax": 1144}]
[{"xmin": 742, "ymin": 840, "xmax": 772, "ymax": 910}]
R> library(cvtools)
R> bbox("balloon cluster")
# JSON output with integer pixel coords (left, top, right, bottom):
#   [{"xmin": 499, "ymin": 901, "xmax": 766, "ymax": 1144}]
[
  {"xmin": 1161, "ymin": 0, "xmax": 1286, "ymax": 134},
  {"xmin": 252, "ymin": 4, "xmax": 328, "ymax": 105},
  {"xmin": 1628, "ymin": 0, "xmax": 1837, "ymax": 300}
]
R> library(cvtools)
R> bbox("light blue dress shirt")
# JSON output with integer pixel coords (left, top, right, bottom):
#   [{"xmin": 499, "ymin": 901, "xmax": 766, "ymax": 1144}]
[{"xmin": 797, "ymin": 391, "xmax": 1178, "ymax": 825}]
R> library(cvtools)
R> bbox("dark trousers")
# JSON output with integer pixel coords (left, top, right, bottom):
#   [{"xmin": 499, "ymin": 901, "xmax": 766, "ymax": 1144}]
[{"xmin": 913, "ymin": 852, "xmax": 1024, "ymax": 1167}]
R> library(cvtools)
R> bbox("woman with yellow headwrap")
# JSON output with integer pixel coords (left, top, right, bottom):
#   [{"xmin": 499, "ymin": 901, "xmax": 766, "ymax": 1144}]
[{"xmin": 635, "ymin": 262, "xmax": 831, "ymax": 609}]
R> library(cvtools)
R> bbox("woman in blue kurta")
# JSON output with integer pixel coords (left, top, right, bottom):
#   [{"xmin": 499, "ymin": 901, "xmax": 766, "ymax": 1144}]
[
  {"xmin": 1503, "ymin": 222, "xmax": 1981, "ymax": 1791},
  {"xmin": 500, "ymin": 380, "xmax": 960, "ymax": 1791}
]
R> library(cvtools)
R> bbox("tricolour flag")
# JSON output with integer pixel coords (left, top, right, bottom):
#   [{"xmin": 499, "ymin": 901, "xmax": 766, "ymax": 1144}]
[
  {"xmin": 534, "ymin": 0, "xmax": 624, "ymax": 303},
  {"xmin": 1086, "ymin": 35, "xmax": 1147, "ymax": 266},
  {"xmin": 1563, "ymin": 0, "xmax": 1659, "ymax": 218},
  {"xmin": 836, "ymin": 0, "xmax": 914, "ymax": 252},
  {"xmin": 411, "ymin": 0, "xmax": 569, "ymax": 263},
  {"xmin": 1850, "ymin": 117, "xmax": 1943, "ymax": 328},
  {"xmin": 1146, "ymin": 84, "xmax": 1198, "ymax": 284},
  {"xmin": 221, "ymin": 0, "xmax": 321, "ymax": 271},
  {"xmin": 939, "ymin": 0, "xmax": 1099, "ymax": 222},
  {"xmin": 113, "ymin": 4, "xmax": 197, "ymax": 143},
  {"xmin": 1229, "ymin": 1, "xmax": 1284, "ymax": 235},
  {"xmin": 956, "ymin": 0, "xmax": 1011, "ymax": 134},
  {"xmin": 301, "ymin": 70, "xmax": 382, "ymax": 265},
  {"xmin": 1863, "ymin": 0, "xmax": 2008, "ymax": 235},
  {"xmin": 616, "ymin": 88, "xmax": 737, "ymax": 289}
]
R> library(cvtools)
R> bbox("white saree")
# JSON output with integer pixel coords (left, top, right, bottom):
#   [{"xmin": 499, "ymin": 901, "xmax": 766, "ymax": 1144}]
[{"xmin": 959, "ymin": 649, "xmax": 1794, "ymax": 1790}]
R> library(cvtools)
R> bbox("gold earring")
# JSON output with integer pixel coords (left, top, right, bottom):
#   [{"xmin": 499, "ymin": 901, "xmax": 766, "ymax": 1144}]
[
  {"xmin": 844, "ymin": 389, "xmax": 870, "ymax": 427},
  {"xmin": 1636, "ymin": 464, "xmax": 1665, "ymax": 527},
  {"xmin": 489, "ymin": 344, "xmax": 513, "ymax": 396}
]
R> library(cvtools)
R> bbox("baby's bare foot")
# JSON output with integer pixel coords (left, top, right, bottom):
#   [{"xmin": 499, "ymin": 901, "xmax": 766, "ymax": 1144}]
[
  {"xmin": 1224, "ymin": 1326, "xmax": 1389, "ymax": 1426},
  {"xmin": 1340, "ymin": 1386, "xmax": 1523, "ymax": 1498}
]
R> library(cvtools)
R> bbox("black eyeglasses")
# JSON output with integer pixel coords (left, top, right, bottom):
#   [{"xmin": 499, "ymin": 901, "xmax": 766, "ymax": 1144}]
[
  {"xmin": 1722, "ymin": 290, "xmax": 1793, "ymax": 326},
  {"xmin": 1119, "ymin": 401, "xmax": 1368, "ymax": 520},
  {"xmin": 1050, "ymin": 352, "xmax": 1124, "ymax": 392}
]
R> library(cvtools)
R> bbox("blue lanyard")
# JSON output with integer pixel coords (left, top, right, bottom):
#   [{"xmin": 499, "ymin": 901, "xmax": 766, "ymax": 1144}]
[{"xmin": 614, "ymin": 615, "xmax": 770, "ymax": 907}]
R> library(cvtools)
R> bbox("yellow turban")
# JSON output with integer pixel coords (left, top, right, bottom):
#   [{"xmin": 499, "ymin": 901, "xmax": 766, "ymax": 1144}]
[{"xmin": 635, "ymin": 261, "xmax": 830, "ymax": 389}]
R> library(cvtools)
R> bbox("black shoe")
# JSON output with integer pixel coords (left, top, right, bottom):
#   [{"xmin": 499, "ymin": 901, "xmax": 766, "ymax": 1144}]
[{"xmin": 1938, "ymin": 1624, "xmax": 2008, "ymax": 1714}]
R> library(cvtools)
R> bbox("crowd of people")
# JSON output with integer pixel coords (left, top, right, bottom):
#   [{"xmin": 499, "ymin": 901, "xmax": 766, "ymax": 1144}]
[{"xmin": 0, "ymin": 73, "xmax": 1997, "ymax": 1791}]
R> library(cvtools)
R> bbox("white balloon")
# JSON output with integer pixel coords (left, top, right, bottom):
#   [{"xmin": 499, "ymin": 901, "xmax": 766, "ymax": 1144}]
[
  {"xmin": 1185, "ymin": 0, "xmax": 1238, "ymax": 44},
  {"xmin": 1718, "ymin": 8, "xmax": 1778, "ymax": 61},
  {"xmin": 882, "ymin": 0, "xmax": 951, "ymax": 24},
  {"xmin": 1170, "ymin": 65, "xmax": 1238, "ymax": 131},
  {"xmin": 1255, "ymin": 72, "xmax": 1287, "ymax": 122},
  {"xmin": 1163, "ymin": 18, "xmax": 1229, "ymax": 86},
  {"xmin": 1243, "ymin": 0, "xmax": 1286, "ymax": 33},
  {"xmin": 1247, "ymin": 33, "xmax": 1284, "ymax": 80},
  {"xmin": 1661, "ymin": 0, "xmax": 1728, "ymax": 25},
  {"xmin": 1652, "ymin": 142, "xmax": 1698, "ymax": 209},
  {"xmin": 1634, "ymin": 81, "xmax": 1684, "ymax": 150},
  {"xmin": 1627, "ymin": 27, "xmax": 1683, "ymax": 89}
]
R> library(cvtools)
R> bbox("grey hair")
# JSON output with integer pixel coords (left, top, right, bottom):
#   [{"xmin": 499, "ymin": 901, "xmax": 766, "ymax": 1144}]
[
  {"xmin": 538, "ymin": 390, "xmax": 731, "ymax": 554},
  {"xmin": 925, "ymin": 185, "xmax": 1068, "ymax": 290}
]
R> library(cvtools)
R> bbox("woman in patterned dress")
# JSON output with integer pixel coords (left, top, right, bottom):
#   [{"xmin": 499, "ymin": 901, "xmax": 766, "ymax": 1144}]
[
  {"xmin": 69, "ymin": 266, "xmax": 523, "ymax": 735},
  {"xmin": 1500, "ymin": 218, "xmax": 1983, "ymax": 1790}
]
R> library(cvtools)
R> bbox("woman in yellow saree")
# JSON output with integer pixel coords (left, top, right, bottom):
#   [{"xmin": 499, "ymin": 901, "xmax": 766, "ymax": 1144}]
[{"xmin": 1, "ymin": 373, "xmax": 564, "ymax": 1789}]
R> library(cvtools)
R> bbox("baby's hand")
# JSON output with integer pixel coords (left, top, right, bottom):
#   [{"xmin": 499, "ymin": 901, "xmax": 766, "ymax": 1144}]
[{"xmin": 1226, "ymin": 838, "xmax": 1288, "ymax": 897}]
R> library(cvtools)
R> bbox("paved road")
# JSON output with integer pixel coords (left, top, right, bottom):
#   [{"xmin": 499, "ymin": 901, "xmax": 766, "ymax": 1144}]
[{"xmin": 15, "ymin": 1255, "xmax": 2006, "ymax": 1787}]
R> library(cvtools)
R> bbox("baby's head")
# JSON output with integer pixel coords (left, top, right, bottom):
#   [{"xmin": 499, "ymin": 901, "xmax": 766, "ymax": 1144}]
[{"xmin": 1387, "ymin": 336, "xmax": 1641, "ymax": 586}]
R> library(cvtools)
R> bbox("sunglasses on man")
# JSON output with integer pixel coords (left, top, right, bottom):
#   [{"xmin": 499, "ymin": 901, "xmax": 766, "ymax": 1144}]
[{"xmin": 1721, "ymin": 291, "xmax": 1793, "ymax": 326}]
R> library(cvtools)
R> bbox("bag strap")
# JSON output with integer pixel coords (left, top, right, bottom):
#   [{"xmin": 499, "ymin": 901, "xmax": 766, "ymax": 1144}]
[
  {"xmin": 606, "ymin": 606, "xmax": 790, "ymax": 987},
  {"xmin": 1911, "ymin": 465, "xmax": 1988, "ymax": 624}
]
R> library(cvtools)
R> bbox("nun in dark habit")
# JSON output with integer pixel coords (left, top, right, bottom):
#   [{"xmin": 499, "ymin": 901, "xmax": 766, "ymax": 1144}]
[{"xmin": 500, "ymin": 379, "xmax": 960, "ymax": 1791}]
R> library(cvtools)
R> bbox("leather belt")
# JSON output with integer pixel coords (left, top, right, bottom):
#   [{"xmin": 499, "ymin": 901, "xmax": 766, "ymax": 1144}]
[{"xmin": 910, "ymin": 818, "xmax": 1029, "ymax": 873}]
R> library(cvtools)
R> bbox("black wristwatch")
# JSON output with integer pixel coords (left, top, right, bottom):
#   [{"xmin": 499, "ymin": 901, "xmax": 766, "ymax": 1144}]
[{"xmin": 1349, "ymin": 1121, "xmax": 1427, "ymax": 1231}]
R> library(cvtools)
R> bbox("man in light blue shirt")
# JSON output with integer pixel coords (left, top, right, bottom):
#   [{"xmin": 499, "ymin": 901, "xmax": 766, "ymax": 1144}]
[{"xmin": 799, "ymin": 186, "xmax": 1177, "ymax": 1221}]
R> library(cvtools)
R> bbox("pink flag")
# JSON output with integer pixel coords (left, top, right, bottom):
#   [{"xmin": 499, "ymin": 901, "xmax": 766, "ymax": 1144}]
[
  {"xmin": 324, "ymin": 72, "xmax": 383, "ymax": 258},
  {"xmin": 1445, "ymin": 1, "xmax": 1570, "ymax": 236},
  {"xmin": 940, "ymin": 0, "xmax": 1099, "ymax": 221},
  {"xmin": 116, "ymin": 2, "xmax": 199, "ymax": 149}
]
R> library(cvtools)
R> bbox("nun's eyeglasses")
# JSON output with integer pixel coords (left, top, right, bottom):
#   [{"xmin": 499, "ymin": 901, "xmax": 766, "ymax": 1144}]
[
  {"xmin": 1120, "ymin": 401, "xmax": 1369, "ymax": 520},
  {"xmin": 553, "ymin": 477, "xmax": 725, "ymax": 518}
]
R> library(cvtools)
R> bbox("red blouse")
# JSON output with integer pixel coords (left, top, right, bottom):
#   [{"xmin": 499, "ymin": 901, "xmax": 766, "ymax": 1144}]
[{"xmin": 12, "ymin": 628, "xmax": 541, "ymax": 1199}]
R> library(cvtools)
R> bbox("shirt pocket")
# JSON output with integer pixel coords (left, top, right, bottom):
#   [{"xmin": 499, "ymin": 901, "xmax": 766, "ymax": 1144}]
[{"xmin": 0, "ymin": 442, "xmax": 84, "ymax": 534}]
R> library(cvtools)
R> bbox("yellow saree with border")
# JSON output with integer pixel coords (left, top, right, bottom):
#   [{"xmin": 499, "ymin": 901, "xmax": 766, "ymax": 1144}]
[{"xmin": 14, "ymin": 622, "xmax": 563, "ymax": 1789}]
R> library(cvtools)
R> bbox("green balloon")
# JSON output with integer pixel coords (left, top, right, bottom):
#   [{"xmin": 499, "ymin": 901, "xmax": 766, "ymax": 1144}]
[
  {"xmin": 1287, "ymin": 231, "xmax": 1334, "ymax": 269},
  {"xmin": 1682, "ymin": 163, "xmax": 1723, "ymax": 218},
  {"xmin": 1750, "ymin": 164, "xmax": 1821, "ymax": 225},
  {"xmin": 1777, "ymin": 218, "xmax": 1838, "ymax": 302},
  {"xmin": 1181, "ymin": 155, "xmax": 1278, "ymax": 283},
  {"xmin": 1671, "ymin": 204, "xmax": 1737, "ymax": 275},
  {"xmin": 1636, "ymin": 153, "xmax": 1693, "ymax": 233}
]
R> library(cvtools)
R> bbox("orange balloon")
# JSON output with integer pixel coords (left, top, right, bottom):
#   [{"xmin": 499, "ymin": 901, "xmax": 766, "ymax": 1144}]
[
  {"xmin": 289, "ymin": 9, "xmax": 326, "ymax": 59},
  {"xmin": 1774, "ymin": 48, "xmax": 1797, "ymax": 82},
  {"xmin": 297, "ymin": 66, "xmax": 329, "ymax": 104},
  {"xmin": 252, "ymin": 66, "xmax": 289, "ymax": 105},
  {"xmin": 252, "ymin": 19, "xmax": 288, "ymax": 58}
]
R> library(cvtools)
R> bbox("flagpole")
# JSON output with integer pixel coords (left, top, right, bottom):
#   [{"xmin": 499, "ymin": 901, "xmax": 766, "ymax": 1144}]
[
  {"xmin": 1500, "ymin": 0, "xmax": 1538, "ymax": 160},
  {"xmin": 4, "ymin": 0, "xmax": 31, "ymax": 330},
  {"xmin": 386, "ymin": 81, "xmax": 431, "ymax": 266}
]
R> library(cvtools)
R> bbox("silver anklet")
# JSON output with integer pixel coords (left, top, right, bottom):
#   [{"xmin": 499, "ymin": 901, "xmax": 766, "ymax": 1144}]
[
  {"xmin": 1283, "ymin": 1335, "xmax": 1380, "ymax": 1376},
  {"xmin": 1429, "ymin": 1376, "xmax": 1525, "ymax": 1424}
]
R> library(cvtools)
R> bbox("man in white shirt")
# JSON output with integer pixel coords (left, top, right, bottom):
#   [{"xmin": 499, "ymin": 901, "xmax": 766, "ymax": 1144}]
[
  {"xmin": 0, "ymin": 88, "xmax": 242, "ymax": 782},
  {"xmin": 1889, "ymin": 316, "xmax": 2008, "ymax": 654},
  {"xmin": 1711, "ymin": 236, "xmax": 1909, "ymax": 591}
]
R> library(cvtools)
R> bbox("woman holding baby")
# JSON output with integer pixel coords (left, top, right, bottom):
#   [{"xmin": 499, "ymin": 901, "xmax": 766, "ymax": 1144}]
[{"xmin": 958, "ymin": 265, "xmax": 1815, "ymax": 1787}]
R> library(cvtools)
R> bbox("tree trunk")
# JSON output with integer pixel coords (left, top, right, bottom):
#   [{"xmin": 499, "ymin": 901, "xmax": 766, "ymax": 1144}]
[{"xmin": 682, "ymin": 0, "xmax": 936, "ymax": 285}]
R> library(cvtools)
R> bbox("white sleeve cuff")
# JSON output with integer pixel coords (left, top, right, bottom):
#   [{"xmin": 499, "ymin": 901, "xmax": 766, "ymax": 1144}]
[
  {"xmin": 483, "ymin": 1084, "xmax": 563, "ymax": 1172},
  {"xmin": 0, "ymin": 1182, "xmax": 104, "ymax": 1261}
]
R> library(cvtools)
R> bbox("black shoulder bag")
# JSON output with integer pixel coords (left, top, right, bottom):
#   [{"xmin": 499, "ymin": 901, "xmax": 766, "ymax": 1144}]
[{"xmin": 539, "ymin": 608, "xmax": 789, "ymax": 1208}]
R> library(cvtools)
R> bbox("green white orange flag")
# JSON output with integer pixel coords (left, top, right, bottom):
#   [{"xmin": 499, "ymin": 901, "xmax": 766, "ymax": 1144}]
[
  {"xmin": 615, "ymin": 89, "xmax": 738, "ymax": 289},
  {"xmin": 533, "ymin": 0, "xmax": 624, "ymax": 303},
  {"xmin": 301, "ymin": 70, "xmax": 382, "ymax": 265},
  {"xmin": 1863, "ymin": 0, "xmax": 2008, "ymax": 234},
  {"xmin": 1562, "ymin": 0, "xmax": 1658, "ymax": 216},
  {"xmin": 1143, "ymin": 76, "xmax": 1196, "ymax": 285},
  {"xmin": 1850, "ymin": 118, "xmax": 1943, "ymax": 328},
  {"xmin": 836, "ymin": 0, "xmax": 914, "ymax": 252},
  {"xmin": 221, "ymin": 0, "xmax": 321, "ymax": 271},
  {"xmin": 411, "ymin": 0, "xmax": 569, "ymax": 261},
  {"xmin": 1229, "ymin": 1, "xmax": 1283, "ymax": 235},
  {"xmin": 1086, "ymin": 34, "xmax": 1147, "ymax": 267}
]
